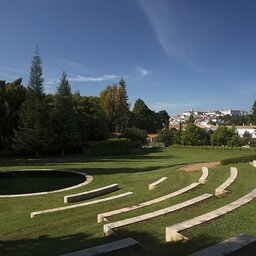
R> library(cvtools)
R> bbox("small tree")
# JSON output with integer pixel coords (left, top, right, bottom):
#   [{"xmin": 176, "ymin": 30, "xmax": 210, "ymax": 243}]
[
  {"xmin": 181, "ymin": 124, "xmax": 210, "ymax": 146},
  {"xmin": 123, "ymin": 127, "xmax": 147, "ymax": 148},
  {"xmin": 251, "ymin": 100, "xmax": 256, "ymax": 125},
  {"xmin": 156, "ymin": 128, "xmax": 177, "ymax": 146}
]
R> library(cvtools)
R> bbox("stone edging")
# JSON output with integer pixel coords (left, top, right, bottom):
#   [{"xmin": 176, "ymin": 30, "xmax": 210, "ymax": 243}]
[{"xmin": 0, "ymin": 169, "xmax": 93, "ymax": 198}]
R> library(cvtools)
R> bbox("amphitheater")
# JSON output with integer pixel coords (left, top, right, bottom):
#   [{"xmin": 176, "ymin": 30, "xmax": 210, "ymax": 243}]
[{"xmin": 1, "ymin": 154, "xmax": 256, "ymax": 256}]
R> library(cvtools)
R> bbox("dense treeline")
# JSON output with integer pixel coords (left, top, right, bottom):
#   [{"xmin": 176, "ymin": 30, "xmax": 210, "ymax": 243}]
[{"xmin": 0, "ymin": 51, "xmax": 169, "ymax": 156}]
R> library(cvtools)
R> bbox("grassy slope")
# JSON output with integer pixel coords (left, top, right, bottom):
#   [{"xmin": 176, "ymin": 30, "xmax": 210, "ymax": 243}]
[{"xmin": 0, "ymin": 148, "xmax": 256, "ymax": 255}]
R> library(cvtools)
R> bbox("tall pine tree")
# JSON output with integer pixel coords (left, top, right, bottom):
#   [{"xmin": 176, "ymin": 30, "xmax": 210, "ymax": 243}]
[
  {"xmin": 52, "ymin": 71, "xmax": 79, "ymax": 156},
  {"xmin": 13, "ymin": 48, "xmax": 49, "ymax": 157}
]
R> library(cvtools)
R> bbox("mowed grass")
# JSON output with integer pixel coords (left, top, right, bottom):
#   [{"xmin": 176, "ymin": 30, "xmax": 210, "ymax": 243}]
[{"xmin": 0, "ymin": 147, "xmax": 256, "ymax": 256}]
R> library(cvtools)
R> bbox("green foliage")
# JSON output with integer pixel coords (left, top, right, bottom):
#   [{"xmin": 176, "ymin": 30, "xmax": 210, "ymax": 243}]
[
  {"xmin": 123, "ymin": 127, "xmax": 147, "ymax": 148},
  {"xmin": 131, "ymin": 98, "xmax": 168, "ymax": 133},
  {"xmin": 251, "ymin": 100, "xmax": 256, "ymax": 125},
  {"xmin": 12, "ymin": 49, "xmax": 49, "ymax": 157},
  {"xmin": 171, "ymin": 144, "xmax": 256, "ymax": 151},
  {"xmin": 180, "ymin": 124, "xmax": 210, "ymax": 146},
  {"xmin": 73, "ymin": 93, "xmax": 109, "ymax": 141},
  {"xmin": 210, "ymin": 126, "xmax": 240, "ymax": 146},
  {"xmin": 0, "ymin": 78, "xmax": 26, "ymax": 147},
  {"xmin": 156, "ymin": 128, "xmax": 177, "ymax": 146},
  {"xmin": 220, "ymin": 114, "xmax": 252, "ymax": 126},
  {"xmin": 221, "ymin": 154, "xmax": 256, "ymax": 165},
  {"xmin": 51, "ymin": 72, "xmax": 80, "ymax": 156},
  {"xmin": 100, "ymin": 79, "xmax": 130, "ymax": 132},
  {"xmin": 89, "ymin": 138, "xmax": 130, "ymax": 156}
]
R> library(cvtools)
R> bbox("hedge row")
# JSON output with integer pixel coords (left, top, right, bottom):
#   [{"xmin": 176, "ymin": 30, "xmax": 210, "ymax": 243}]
[
  {"xmin": 171, "ymin": 144, "xmax": 256, "ymax": 151},
  {"xmin": 89, "ymin": 138, "xmax": 130, "ymax": 156},
  {"xmin": 221, "ymin": 155, "xmax": 256, "ymax": 165}
]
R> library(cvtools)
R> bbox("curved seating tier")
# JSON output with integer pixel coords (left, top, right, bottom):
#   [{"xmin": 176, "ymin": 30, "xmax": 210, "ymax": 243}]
[
  {"xmin": 64, "ymin": 184, "xmax": 119, "ymax": 203},
  {"xmin": 97, "ymin": 182, "xmax": 200, "ymax": 223},
  {"xmin": 166, "ymin": 188, "xmax": 256, "ymax": 242},
  {"xmin": 215, "ymin": 167, "xmax": 238, "ymax": 196},
  {"xmin": 199, "ymin": 167, "xmax": 209, "ymax": 184},
  {"xmin": 148, "ymin": 177, "xmax": 167, "ymax": 190},
  {"xmin": 103, "ymin": 193, "xmax": 213, "ymax": 236},
  {"xmin": 31, "ymin": 192, "xmax": 133, "ymax": 218}
]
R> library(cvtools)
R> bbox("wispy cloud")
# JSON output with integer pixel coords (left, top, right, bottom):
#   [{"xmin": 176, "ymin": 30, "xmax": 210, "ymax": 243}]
[
  {"xmin": 45, "ymin": 78, "xmax": 58, "ymax": 85},
  {"xmin": 69, "ymin": 74, "xmax": 120, "ymax": 82},
  {"xmin": 138, "ymin": 0, "xmax": 212, "ymax": 74},
  {"xmin": 136, "ymin": 66, "xmax": 149, "ymax": 77},
  {"xmin": 0, "ymin": 66, "xmax": 27, "ymax": 74}
]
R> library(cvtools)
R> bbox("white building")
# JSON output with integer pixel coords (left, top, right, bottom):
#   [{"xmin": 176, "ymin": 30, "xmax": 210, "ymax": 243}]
[
  {"xmin": 235, "ymin": 126, "xmax": 256, "ymax": 138},
  {"xmin": 221, "ymin": 109, "xmax": 247, "ymax": 116}
]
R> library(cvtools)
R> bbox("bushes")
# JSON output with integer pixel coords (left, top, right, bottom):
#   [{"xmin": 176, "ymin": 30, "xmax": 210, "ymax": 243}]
[
  {"xmin": 123, "ymin": 127, "xmax": 147, "ymax": 148},
  {"xmin": 171, "ymin": 144, "xmax": 256, "ymax": 151},
  {"xmin": 89, "ymin": 138, "xmax": 130, "ymax": 156},
  {"xmin": 221, "ymin": 155, "xmax": 256, "ymax": 165}
]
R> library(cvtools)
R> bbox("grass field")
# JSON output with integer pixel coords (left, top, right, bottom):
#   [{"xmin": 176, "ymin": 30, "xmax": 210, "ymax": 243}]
[{"xmin": 0, "ymin": 147, "xmax": 256, "ymax": 256}]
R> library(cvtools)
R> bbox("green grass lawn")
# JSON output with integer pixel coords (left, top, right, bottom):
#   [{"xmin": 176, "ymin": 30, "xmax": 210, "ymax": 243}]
[{"xmin": 0, "ymin": 147, "xmax": 256, "ymax": 256}]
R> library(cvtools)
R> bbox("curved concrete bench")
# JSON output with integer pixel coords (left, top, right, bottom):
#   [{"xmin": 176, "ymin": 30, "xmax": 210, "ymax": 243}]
[
  {"xmin": 64, "ymin": 184, "xmax": 119, "ymax": 203},
  {"xmin": 97, "ymin": 182, "xmax": 200, "ymax": 223},
  {"xmin": 31, "ymin": 192, "xmax": 133, "ymax": 218},
  {"xmin": 215, "ymin": 167, "xmax": 238, "ymax": 196},
  {"xmin": 165, "ymin": 188, "xmax": 256, "ymax": 242},
  {"xmin": 104, "ymin": 193, "xmax": 213, "ymax": 236},
  {"xmin": 199, "ymin": 167, "xmax": 209, "ymax": 184},
  {"xmin": 61, "ymin": 238, "xmax": 140, "ymax": 256},
  {"xmin": 148, "ymin": 177, "xmax": 167, "ymax": 190},
  {"xmin": 249, "ymin": 160, "xmax": 256, "ymax": 167},
  {"xmin": 187, "ymin": 233, "xmax": 256, "ymax": 256}
]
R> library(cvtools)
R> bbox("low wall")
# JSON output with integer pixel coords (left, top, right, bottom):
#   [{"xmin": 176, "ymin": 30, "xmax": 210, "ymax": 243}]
[{"xmin": 64, "ymin": 184, "xmax": 119, "ymax": 203}]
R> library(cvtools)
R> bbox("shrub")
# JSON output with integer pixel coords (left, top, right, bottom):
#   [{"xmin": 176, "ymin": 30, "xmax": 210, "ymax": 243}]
[
  {"xmin": 89, "ymin": 138, "xmax": 130, "ymax": 156},
  {"xmin": 221, "ymin": 155, "xmax": 256, "ymax": 165},
  {"xmin": 123, "ymin": 127, "xmax": 147, "ymax": 148}
]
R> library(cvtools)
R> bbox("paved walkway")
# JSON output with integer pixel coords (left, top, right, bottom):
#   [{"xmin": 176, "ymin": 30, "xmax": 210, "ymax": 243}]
[
  {"xmin": 187, "ymin": 234, "xmax": 256, "ymax": 256},
  {"xmin": 61, "ymin": 238, "xmax": 139, "ymax": 256}
]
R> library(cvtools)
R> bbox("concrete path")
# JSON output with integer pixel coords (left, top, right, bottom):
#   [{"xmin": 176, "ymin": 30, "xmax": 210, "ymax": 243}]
[
  {"xmin": 61, "ymin": 238, "xmax": 139, "ymax": 256},
  {"xmin": 186, "ymin": 234, "xmax": 256, "ymax": 256}
]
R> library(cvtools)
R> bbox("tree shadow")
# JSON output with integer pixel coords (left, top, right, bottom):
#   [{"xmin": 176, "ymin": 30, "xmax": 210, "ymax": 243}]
[
  {"xmin": 0, "ymin": 149, "xmax": 179, "ymax": 168},
  {"xmin": 1, "ymin": 223, "xmax": 246, "ymax": 256}
]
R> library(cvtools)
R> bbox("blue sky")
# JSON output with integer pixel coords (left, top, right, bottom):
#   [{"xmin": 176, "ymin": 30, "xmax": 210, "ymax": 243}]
[{"xmin": 1, "ymin": 0, "xmax": 256, "ymax": 115}]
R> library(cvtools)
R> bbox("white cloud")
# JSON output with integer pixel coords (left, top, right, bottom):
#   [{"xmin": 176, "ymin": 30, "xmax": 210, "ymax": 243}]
[
  {"xmin": 69, "ymin": 74, "xmax": 120, "ymax": 82},
  {"xmin": 45, "ymin": 78, "xmax": 58, "ymax": 85},
  {"xmin": 136, "ymin": 66, "xmax": 149, "ymax": 77},
  {"xmin": 138, "ymin": 0, "xmax": 211, "ymax": 74},
  {"xmin": 0, "ymin": 66, "xmax": 27, "ymax": 74}
]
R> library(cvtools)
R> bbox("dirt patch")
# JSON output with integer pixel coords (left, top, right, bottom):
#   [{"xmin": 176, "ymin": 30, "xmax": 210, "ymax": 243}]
[{"xmin": 177, "ymin": 161, "xmax": 221, "ymax": 172}]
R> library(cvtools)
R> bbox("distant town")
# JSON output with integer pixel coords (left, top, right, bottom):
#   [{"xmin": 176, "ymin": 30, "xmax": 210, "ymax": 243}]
[{"xmin": 169, "ymin": 109, "xmax": 256, "ymax": 139}]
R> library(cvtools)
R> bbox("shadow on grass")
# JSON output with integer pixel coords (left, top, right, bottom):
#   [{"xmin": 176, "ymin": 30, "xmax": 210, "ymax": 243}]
[
  {"xmin": 0, "ymin": 231, "xmax": 151, "ymax": 256},
  {"xmin": 62, "ymin": 163, "xmax": 189, "ymax": 176},
  {"xmin": 0, "ymin": 148, "xmax": 173, "ymax": 168},
  {"xmin": 115, "ymin": 229, "xmax": 226, "ymax": 256},
  {"xmin": 1, "ymin": 225, "xmax": 246, "ymax": 256}
]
